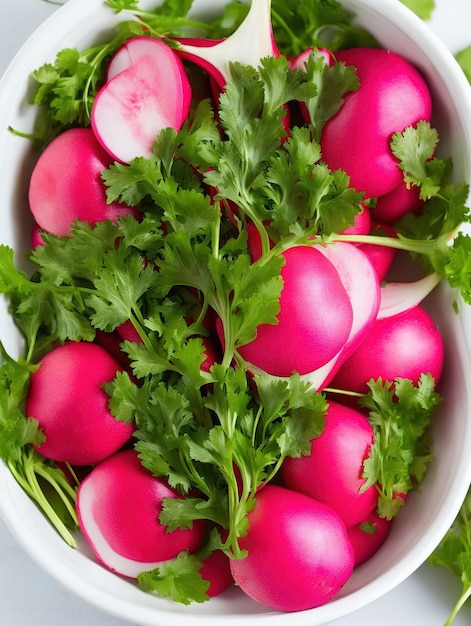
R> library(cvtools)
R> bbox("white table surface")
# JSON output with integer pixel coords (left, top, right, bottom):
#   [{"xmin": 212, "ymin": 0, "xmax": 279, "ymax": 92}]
[{"xmin": 1, "ymin": 1, "xmax": 471, "ymax": 625}]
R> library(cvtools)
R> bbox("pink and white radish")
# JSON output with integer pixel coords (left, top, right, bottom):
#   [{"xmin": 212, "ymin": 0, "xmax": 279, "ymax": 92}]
[
  {"xmin": 26, "ymin": 341, "xmax": 134, "ymax": 466},
  {"xmin": 229, "ymin": 484, "xmax": 354, "ymax": 611},
  {"xmin": 237, "ymin": 245, "xmax": 354, "ymax": 377},
  {"xmin": 76, "ymin": 449, "xmax": 206, "ymax": 578},
  {"xmin": 28, "ymin": 127, "xmax": 136, "ymax": 236},
  {"xmin": 91, "ymin": 36, "xmax": 192, "ymax": 163},
  {"xmin": 332, "ymin": 304, "xmax": 445, "ymax": 394},
  {"xmin": 320, "ymin": 48, "xmax": 433, "ymax": 198},
  {"xmin": 282, "ymin": 400, "xmax": 378, "ymax": 527}
]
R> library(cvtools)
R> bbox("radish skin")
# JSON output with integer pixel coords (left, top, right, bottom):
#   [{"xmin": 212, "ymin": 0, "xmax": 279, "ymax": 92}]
[
  {"xmin": 237, "ymin": 245, "xmax": 354, "ymax": 377},
  {"xmin": 332, "ymin": 305, "xmax": 445, "ymax": 393},
  {"xmin": 320, "ymin": 48, "xmax": 432, "ymax": 198},
  {"xmin": 27, "ymin": 342, "xmax": 134, "ymax": 466},
  {"xmin": 76, "ymin": 449, "xmax": 206, "ymax": 578},
  {"xmin": 28, "ymin": 128, "xmax": 136, "ymax": 236},
  {"xmin": 229, "ymin": 485, "xmax": 354, "ymax": 611},
  {"xmin": 282, "ymin": 400, "xmax": 378, "ymax": 527},
  {"xmin": 347, "ymin": 511, "xmax": 392, "ymax": 567}
]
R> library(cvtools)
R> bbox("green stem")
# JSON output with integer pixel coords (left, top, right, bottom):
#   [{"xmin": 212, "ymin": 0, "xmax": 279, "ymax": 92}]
[{"xmin": 444, "ymin": 585, "xmax": 471, "ymax": 626}]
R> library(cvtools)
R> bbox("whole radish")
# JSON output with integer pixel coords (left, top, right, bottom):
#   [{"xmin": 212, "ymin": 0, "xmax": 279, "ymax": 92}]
[
  {"xmin": 320, "ymin": 48, "xmax": 432, "ymax": 198},
  {"xmin": 236, "ymin": 245, "xmax": 354, "ymax": 377},
  {"xmin": 28, "ymin": 127, "xmax": 136, "ymax": 236},
  {"xmin": 76, "ymin": 449, "xmax": 206, "ymax": 578},
  {"xmin": 198, "ymin": 549, "xmax": 234, "ymax": 597},
  {"xmin": 229, "ymin": 484, "xmax": 354, "ymax": 611},
  {"xmin": 282, "ymin": 400, "xmax": 378, "ymax": 527},
  {"xmin": 26, "ymin": 341, "xmax": 134, "ymax": 465},
  {"xmin": 373, "ymin": 179, "xmax": 424, "ymax": 223},
  {"xmin": 347, "ymin": 510, "xmax": 392, "ymax": 567},
  {"xmin": 332, "ymin": 304, "xmax": 444, "ymax": 394}
]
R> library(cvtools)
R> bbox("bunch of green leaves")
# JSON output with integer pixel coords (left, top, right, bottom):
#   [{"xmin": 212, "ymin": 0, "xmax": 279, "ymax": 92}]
[
  {"xmin": 359, "ymin": 374, "xmax": 441, "ymax": 520},
  {"xmin": 429, "ymin": 489, "xmax": 471, "ymax": 625}
]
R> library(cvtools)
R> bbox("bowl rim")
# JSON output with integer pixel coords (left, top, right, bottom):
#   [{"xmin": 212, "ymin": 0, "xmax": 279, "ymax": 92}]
[{"xmin": 1, "ymin": 0, "xmax": 471, "ymax": 624}]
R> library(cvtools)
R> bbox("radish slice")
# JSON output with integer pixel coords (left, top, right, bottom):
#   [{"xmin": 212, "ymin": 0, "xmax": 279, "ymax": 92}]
[
  {"xmin": 377, "ymin": 272, "xmax": 441, "ymax": 319},
  {"xmin": 77, "ymin": 449, "xmax": 206, "ymax": 578},
  {"xmin": 175, "ymin": 0, "xmax": 278, "ymax": 88},
  {"xmin": 91, "ymin": 37, "xmax": 192, "ymax": 163}
]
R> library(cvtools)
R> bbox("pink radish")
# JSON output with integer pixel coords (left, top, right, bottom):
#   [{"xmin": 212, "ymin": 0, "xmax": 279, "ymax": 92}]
[
  {"xmin": 340, "ymin": 204, "xmax": 371, "ymax": 236},
  {"xmin": 174, "ymin": 0, "xmax": 278, "ymax": 89},
  {"xmin": 91, "ymin": 36, "xmax": 192, "ymax": 163},
  {"xmin": 229, "ymin": 484, "xmax": 354, "ymax": 611},
  {"xmin": 332, "ymin": 304, "xmax": 445, "ymax": 394},
  {"xmin": 28, "ymin": 127, "xmax": 136, "ymax": 237},
  {"xmin": 282, "ymin": 400, "xmax": 378, "ymax": 527},
  {"xmin": 357, "ymin": 222, "xmax": 397, "ymax": 283},
  {"xmin": 320, "ymin": 48, "xmax": 432, "ymax": 198},
  {"xmin": 347, "ymin": 510, "xmax": 392, "ymax": 567},
  {"xmin": 76, "ymin": 449, "xmax": 206, "ymax": 578},
  {"xmin": 237, "ymin": 245, "xmax": 354, "ymax": 377},
  {"xmin": 373, "ymin": 178, "xmax": 424, "ymax": 223},
  {"xmin": 199, "ymin": 549, "xmax": 234, "ymax": 597},
  {"xmin": 26, "ymin": 341, "xmax": 134, "ymax": 466}
]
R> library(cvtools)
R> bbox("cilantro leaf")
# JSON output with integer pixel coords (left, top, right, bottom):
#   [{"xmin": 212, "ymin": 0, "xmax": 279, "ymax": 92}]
[
  {"xmin": 400, "ymin": 0, "xmax": 435, "ymax": 20},
  {"xmin": 360, "ymin": 374, "xmax": 441, "ymax": 520},
  {"xmin": 456, "ymin": 46, "xmax": 471, "ymax": 85},
  {"xmin": 138, "ymin": 551, "xmax": 210, "ymax": 605}
]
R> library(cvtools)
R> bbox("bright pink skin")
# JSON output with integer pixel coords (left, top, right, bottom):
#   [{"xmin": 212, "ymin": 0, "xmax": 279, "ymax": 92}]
[
  {"xmin": 290, "ymin": 47, "xmax": 333, "ymax": 71},
  {"xmin": 229, "ymin": 485, "xmax": 354, "ymax": 611},
  {"xmin": 282, "ymin": 400, "xmax": 378, "ymax": 527},
  {"xmin": 340, "ymin": 204, "xmax": 371, "ymax": 236},
  {"xmin": 199, "ymin": 549, "xmax": 234, "ymax": 597},
  {"xmin": 373, "ymin": 179, "xmax": 424, "ymax": 224},
  {"xmin": 237, "ymin": 245, "xmax": 354, "ymax": 377},
  {"xmin": 28, "ymin": 127, "xmax": 135, "ymax": 237},
  {"xmin": 347, "ymin": 510, "xmax": 392, "ymax": 567},
  {"xmin": 320, "ymin": 48, "xmax": 432, "ymax": 198},
  {"xmin": 91, "ymin": 36, "xmax": 192, "ymax": 164},
  {"xmin": 358, "ymin": 222, "xmax": 397, "ymax": 283},
  {"xmin": 76, "ymin": 449, "xmax": 205, "ymax": 577},
  {"xmin": 31, "ymin": 224, "xmax": 45, "ymax": 249},
  {"xmin": 333, "ymin": 305, "xmax": 445, "ymax": 394},
  {"xmin": 116, "ymin": 319, "xmax": 143, "ymax": 344},
  {"xmin": 27, "ymin": 342, "xmax": 134, "ymax": 466}
]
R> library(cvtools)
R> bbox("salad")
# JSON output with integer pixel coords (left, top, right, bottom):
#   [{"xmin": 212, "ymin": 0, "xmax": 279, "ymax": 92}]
[{"xmin": 0, "ymin": 0, "xmax": 470, "ymax": 618}]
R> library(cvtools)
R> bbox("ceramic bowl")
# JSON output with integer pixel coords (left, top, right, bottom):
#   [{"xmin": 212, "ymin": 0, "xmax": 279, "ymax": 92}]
[{"xmin": 1, "ymin": 1, "xmax": 471, "ymax": 624}]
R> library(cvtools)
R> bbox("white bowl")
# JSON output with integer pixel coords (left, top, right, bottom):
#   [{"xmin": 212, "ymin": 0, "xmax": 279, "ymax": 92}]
[{"xmin": 1, "ymin": 1, "xmax": 471, "ymax": 624}]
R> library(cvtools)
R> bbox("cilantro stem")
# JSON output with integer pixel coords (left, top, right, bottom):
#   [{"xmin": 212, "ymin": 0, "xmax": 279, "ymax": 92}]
[{"xmin": 444, "ymin": 586, "xmax": 471, "ymax": 626}]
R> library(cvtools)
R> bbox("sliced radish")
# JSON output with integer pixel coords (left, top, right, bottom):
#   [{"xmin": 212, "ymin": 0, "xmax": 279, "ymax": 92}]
[
  {"xmin": 28, "ymin": 127, "xmax": 136, "ymax": 237},
  {"xmin": 91, "ymin": 37, "xmax": 192, "ymax": 163},
  {"xmin": 174, "ymin": 0, "xmax": 278, "ymax": 89},
  {"xmin": 377, "ymin": 272, "xmax": 441, "ymax": 319},
  {"xmin": 77, "ymin": 449, "xmax": 206, "ymax": 578}
]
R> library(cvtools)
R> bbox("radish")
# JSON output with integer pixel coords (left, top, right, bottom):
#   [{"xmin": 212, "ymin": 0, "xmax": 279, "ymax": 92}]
[
  {"xmin": 26, "ymin": 341, "xmax": 134, "ymax": 466},
  {"xmin": 229, "ymin": 484, "xmax": 354, "ymax": 611},
  {"xmin": 332, "ymin": 304, "xmax": 445, "ymax": 394},
  {"xmin": 76, "ymin": 449, "xmax": 206, "ymax": 578},
  {"xmin": 198, "ymin": 549, "xmax": 234, "ymax": 597},
  {"xmin": 282, "ymin": 400, "xmax": 378, "ymax": 527},
  {"xmin": 339, "ymin": 204, "xmax": 371, "ymax": 236},
  {"xmin": 373, "ymin": 178, "xmax": 424, "ymax": 223},
  {"xmin": 320, "ymin": 48, "xmax": 432, "ymax": 198},
  {"xmin": 378, "ymin": 273, "xmax": 441, "ymax": 320},
  {"xmin": 237, "ymin": 245, "xmax": 354, "ymax": 377},
  {"xmin": 91, "ymin": 36, "xmax": 192, "ymax": 163},
  {"xmin": 174, "ymin": 0, "xmax": 278, "ymax": 89},
  {"xmin": 28, "ymin": 127, "xmax": 136, "ymax": 236},
  {"xmin": 347, "ymin": 510, "xmax": 392, "ymax": 567}
]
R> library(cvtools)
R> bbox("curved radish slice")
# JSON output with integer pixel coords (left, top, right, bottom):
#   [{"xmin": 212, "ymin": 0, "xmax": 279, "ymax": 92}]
[
  {"xmin": 91, "ymin": 37, "xmax": 192, "ymax": 163},
  {"xmin": 76, "ymin": 449, "xmax": 206, "ymax": 578},
  {"xmin": 28, "ymin": 127, "xmax": 136, "ymax": 237},
  {"xmin": 310, "ymin": 242, "xmax": 381, "ymax": 387},
  {"xmin": 377, "ymin": 272, "xmax": 441, "ymax": 320},
  {"xmin": 175, "ymin": 0, "xmax": 278, "ymax": 89}
]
